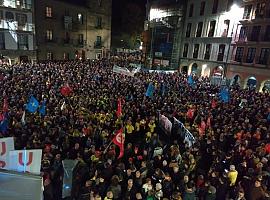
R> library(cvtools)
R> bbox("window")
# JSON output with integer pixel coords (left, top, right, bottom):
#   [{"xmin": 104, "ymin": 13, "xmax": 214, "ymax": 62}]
[
  {"xmin": 264, "ymin": 26, "xmax": 270, "ymax": 41},
  {"xmin": 78, "ymin": 13, "xmax": 83, "ymax": 24},
  {"xmin": 96, "ymin": 16, "xmax": 102, "ymax": 28},
  {"xmin": 189, "ymin": 4, "xmax": 194, "ymax": 17},
  {"xmin": 16, "ymin": 13, "xmax": 27, "ymax": 26},
  {"xmin": 255, "ymin": 3, "xmax": 265, "ymax": 18},
  {"xmin": 183, "ymin": 43, "xmax": 189, "ymax": 57},
  {"xmin": 17, "ymin": 34, "xmax": 28, "ymax": 50},
  {"xmin": 243, "ymin": 5, "xmax": 252, "ymax": 19},
  {"xmin": 235, "ymin": 47, "xmax": 244, "ymax": 62},
  {"xmin": 246, "ymin": 48, "xmax": 256, "ymax": 63},
  {"xmin": 226, "ymin": 0, "xmax": 233, "ymax": 11},
  {"xmin": 5, "ymin": 12, "xmax": 14, "ymax": 21},
  {"xmin": 200, "ymin": 1, "xmax": 206, "ymax": 16},
  {"xmin": 47, "ymin": 52, "xmax": 53, "ymax": 60},
  {"xmin": 208, "ymin": 21, "xmax": 216, "ymax": 37},
  {"xmin": 78, "ymin": 34, "xmax": 83, "ymax": 45},
  {"xmin": 0, "ymin": 0, "xmax": 3, "ymax": 6},
  {"xmin": 258, "ymin": 48, "xmax": 270, "ymax": 65},
  {"xmin": 196, "ymin": 22, "xmax": 203, "ymax": 37},
  {"xmin": 0, "ymin": 32, "xmax": 5, "ymax": 50},
  {"xmin": 98, "ymin": 0, "xmax": 102, "ymax": 7},
  {"xmin": 0, "ymin": 10, "xmax": 3, "ymax": 20},
  {"xmin": 222, "ymin": 20, "xmax": 230, "ymax": 37},
  {"xmin": 95, "ymin": 36, "xmax": 101, "ymax": 47},
  {"xmin": 193, "ymin": 44, "xmax": 199, "ymax": 58},
  {"xmin": 64, "ymin": 32, "xmax": 70, "ymax": 43},
  {"xmin": 186, "ymin": 23, "xmax": 192, "ymax": 37},
  {"xmin": 46, "ymin": 7, "xmax": 52, "ymax": 18},
  {"xmin": 16, "ymin": 0, "xmax": 26, "ymax": 8},
  {"xmin": 239, "ymin": 26, "xmax": 247, "ymax": 41},
  {"xmin": 204, "ymin": 44, "xmax": 211, "ymax": 60},
  {"xmin": 212, "ymin": 0, "xmax": 219, "ymax": 14},
  {"xmin": 217, "ymin": 44, "xmax": 225, "ymax": 61},
  {"xmin": 250, "ymin": 26, "xmax": 261, "ymax": 41},
  {"xmin": 46, "ymin": 30, "xmax": 53, "ymax": 41}
]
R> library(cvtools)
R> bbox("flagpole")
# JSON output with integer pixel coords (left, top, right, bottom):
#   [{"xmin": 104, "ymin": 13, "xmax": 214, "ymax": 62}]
[{"xmin": 103, "ymin": 140, "xmax": 114, "ymax": 155}]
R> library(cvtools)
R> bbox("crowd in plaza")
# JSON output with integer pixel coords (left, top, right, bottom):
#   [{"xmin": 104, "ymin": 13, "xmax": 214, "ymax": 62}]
[{"xmin": 0, "ymin": 59, "xmax": 270, "ymax": 200}]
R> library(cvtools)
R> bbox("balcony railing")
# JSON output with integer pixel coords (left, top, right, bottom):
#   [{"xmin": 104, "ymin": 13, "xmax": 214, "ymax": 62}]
[
  {"xmin": 0, "ymin": 1, "xmax": 32, "ymax": 10},
  {"xmin": 0, "ymin": 20, "xmax": 34, "ymax": 32}
]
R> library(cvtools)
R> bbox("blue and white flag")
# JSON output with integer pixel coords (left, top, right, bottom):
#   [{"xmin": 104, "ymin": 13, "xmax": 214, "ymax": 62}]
[
  {"xmin": 26, "ymin": 96, "xmax": 39, "ymax": 113},
  {"xmin": 145, "ymin": 82, "xmax": 155, "ymax": 97}
]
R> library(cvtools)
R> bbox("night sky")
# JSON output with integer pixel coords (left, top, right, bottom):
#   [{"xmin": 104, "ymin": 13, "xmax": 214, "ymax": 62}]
[{"xmin": 112, "ymin": 0, "xmax": 147, "ymax": 34}]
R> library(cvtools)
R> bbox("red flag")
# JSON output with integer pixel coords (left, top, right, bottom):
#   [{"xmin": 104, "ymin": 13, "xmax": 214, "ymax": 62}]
[
  {"xmin": 2, "ymin": 96, "xmax": 8, "ymax": 113},
  {"xmin": 116, "ymin": 98, "xmax": 122, "ymax": 118},
  {"xmin": 60, "ymin": 85, "xmax": 72, "ymax": 96},
  {"xmin": 112, "ymin": 128, "xmax": 125, "ymax": 159}
]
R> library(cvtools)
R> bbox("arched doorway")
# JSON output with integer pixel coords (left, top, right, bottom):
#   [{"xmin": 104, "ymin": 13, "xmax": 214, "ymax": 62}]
[
  {"xmin": 212, "ymin": 66, "xmax": 224, "ymax": 77},
  {"xmin": 181, "ymin": 66, "xmax": 188, "ymax": 74},
  {"xmin": 231, "ymin": 74, "xmax": 241, "ymax": 85},
  {"xmin": 260, "ymin": 80, "xmax": 270, "ymax": 93},
  {"xmin": 246, "ymin": 76, "xmax": 257, "ymax": 89},
  {"xmin": 201, "ymin": 64, "xmax": 211, "ymax": 77},
  {"xmin": 191, "ymin": 63, "xmax": 198, "ymax": 75}
]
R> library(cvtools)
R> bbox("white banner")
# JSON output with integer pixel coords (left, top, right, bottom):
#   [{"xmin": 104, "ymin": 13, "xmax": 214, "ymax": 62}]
[
  {"xmin": 8, "ymin": 149, "xmax": 42, "ymax": 175},
  {"xmin": 113, "ymin": 65, "xmax": 135, "ymax": 77},
  {"xmin": 0, "ymin": 137, "xmax": 14, "ymax": 169}
]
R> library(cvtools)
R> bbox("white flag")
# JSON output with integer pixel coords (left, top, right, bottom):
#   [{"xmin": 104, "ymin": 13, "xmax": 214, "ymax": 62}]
[
  {"xmin": 8, "ymin": 149, "xmax": 42, "ymax": 175},
  {"xmin": 21, "ymin": 111, "xmax": 26, "ymax": 125},
  {"xmin": 0, "ymin": 137, "xmax": 14, "ymax": 169}
]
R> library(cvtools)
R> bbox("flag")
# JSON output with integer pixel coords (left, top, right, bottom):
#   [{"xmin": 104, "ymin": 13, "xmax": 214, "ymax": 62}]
[
  {"xmin": 112, "ymin": 128, "xmax": 125, "ymax": 159},
  {"xmin": 8, "ymin": 149, "xmax": 42, "ymax": 174},
  {"xmin": 116, "ymin": 98, "xmax": 122, "ymax": 118},
  {"xmin": 26, "ymin": 96, "xmax": 39, "ymax": 113},
  {"xmin": 0, "ymin": 137, "xmax": 14, "ymax": 169},
  {"xmin": 145, "ymin": 82, "xmax": 155, "ymax": 97},
  {"xmin": 60, "ymin": 85, "xmax": 72, "ymax": 96},
  {"xmin": 187, "ymin": 75, "xmax": 194, "ymax": 87},
  {"xmin": 2, "ymin": 96, "xmax": 8, "ymax": 113},
  {"xmin": 39, "ymin": 100, "xmax": 46, "ymax": 116},
  {"xmin": 187, "ymin": 108, "xmax": 195, "ymax": 119},
  {"xmin": 0, "ymin": 113, "xmax": 8, "ymax": 133},
  {"xmin": 21, "ymin": 111, "xmax": 26, "ymax": 125},
  {"xmin": 220, "ymin": 88, "xmax": 230, "ymax": 103}
]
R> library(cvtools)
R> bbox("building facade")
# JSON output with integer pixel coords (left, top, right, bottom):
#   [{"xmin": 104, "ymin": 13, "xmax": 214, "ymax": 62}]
[
  {"xmin": 35, "ymin": 0, "xmax": 111, "ymax": 60},
  {"xmin": 0, "ymin": 0, "xmax": 36, "ymax": 63},
  {"xmin": 179, "ymin": 0, "xmax": 244, "ymax": 78},
  {"xmin": 227, "ymin": 0, "xmax": 270, "ymax": 91},
  {"xmin": 144, "ymin": 0, "xmax": 186, "ymax": 69}
]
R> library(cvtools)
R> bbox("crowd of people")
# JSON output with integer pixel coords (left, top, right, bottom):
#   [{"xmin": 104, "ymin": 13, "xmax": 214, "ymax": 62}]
[{"xmin": 0, "ymin": 59, "xmax": 270, "ymax": 200}]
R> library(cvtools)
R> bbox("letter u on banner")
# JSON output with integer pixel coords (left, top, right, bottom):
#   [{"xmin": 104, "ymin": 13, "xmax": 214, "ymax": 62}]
[
  {"xmin": 0, "ymin": 137, "xmax": 14, "ymax": 169},
  {"xmin": 18, "ymin": 152, "xmax": 33, "ymax": 166}
]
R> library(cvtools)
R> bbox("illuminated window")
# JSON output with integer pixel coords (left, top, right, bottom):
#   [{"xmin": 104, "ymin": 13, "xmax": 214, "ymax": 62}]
[
  {"xmin": 46, "ymin": 7, "xmax": 52, "ymax": 18},
  {"xmin": 222, "ymin": 20, "xmax": 230, "ymax": 37},
  {"xmin": 46, "ymin": 30, "xmax": 53, "ymax": 41},
  {"xmin": 200, "ymin": 1, "xmax": 205, "ymax": 16},
  {"xmin": 183, "ymin": 43, "xmax": 188, "ymax": 57},
  {"xmin": 78, "ymin": 13, "xmax": 83, "ymax": 24},
  {"xmin": 246, "ymin": 48, "xmax": 256, "ymax": 63},
  {"xmin": 217, "ymin": 44, "xmax": 225, "ymax": 61},
  {"xmin": 47, "ymin": 52, "xmax": 53, "ymax": 60},
  {"xmin": 193, "ymin": 44, "xmax": 199, "ymax": 58},
  {"xmin": 235, "ymin": 47, "xmax": 244, "ymax": 62},
  {"xmin": 204, "ymin": 44, "xmax": 211, "ymax": 60}
]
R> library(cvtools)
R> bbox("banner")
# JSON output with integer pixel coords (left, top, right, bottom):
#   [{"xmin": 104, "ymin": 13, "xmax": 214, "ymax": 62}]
[
  {"xmin": 0, "ymin": 137, "xmax": 14, "ymax": 169},
  {"xmin": 158, "ymin": 112, "xmax": 172, "ymax": 135},
  {"xmin": 62, "ymin": 160, "xmax": 78, "ymax": 199},
  {"xmin": 113, "ymin": 65, "xmax": 135, "ymax": 77},
  {"xmin": 8, "ymin": 149, "xmax": 42, "ymax": 175},
  {"xmin": 174, "ymin": 118, "xmax": 195, "ymax": 147}
]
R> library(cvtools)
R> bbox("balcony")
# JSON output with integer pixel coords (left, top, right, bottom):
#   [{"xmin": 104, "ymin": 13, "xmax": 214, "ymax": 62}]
[
  {"xmin": 0, "ymin": 20, "xmax": 34, "ymax": 32},
  {"xmin": 0, "ymin": 1, "xmax": 32, "ymax": 10}
]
